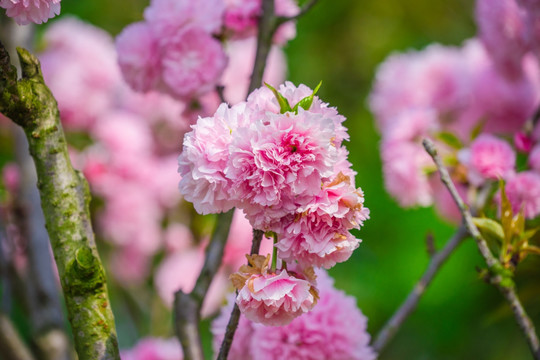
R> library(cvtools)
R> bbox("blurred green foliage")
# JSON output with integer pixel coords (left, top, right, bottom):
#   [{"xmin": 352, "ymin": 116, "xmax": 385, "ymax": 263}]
[{"xmin": 22, "ymin": 0, "xmax": 540, "ymax": 358}]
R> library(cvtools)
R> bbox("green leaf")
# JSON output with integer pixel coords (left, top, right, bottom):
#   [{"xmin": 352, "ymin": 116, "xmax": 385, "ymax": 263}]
[
  {"xmin": 265, "ymin": 82, "xmax": 291, "ymax": 114},
  {"xmin": 470, "ymin": 119, "xmax": 486, "ymax": 140},
  {"xmin": 499, "ymin": 179, "xmax": 513, "ymax": 243},
  {"xmin": 436, "ymin": 131, "xmax": 463, "ymax": 149},
  {"xmin": 523, "ymin": 245, "xmax": 540, "ymax": 256},
  {"xmin": 472, "ymin": 217, "xmax": 505, "ymax": 245},
  {"xmin": 292, "ymin": 80, "xmax": 323, "ymax": 113}
]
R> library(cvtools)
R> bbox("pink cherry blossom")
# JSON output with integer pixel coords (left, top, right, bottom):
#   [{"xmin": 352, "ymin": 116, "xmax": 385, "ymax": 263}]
[
  {"xmin": 109, "ymin": 246, "xmax": 151, "ymax": 285},
  {"xmin": 381, "ymin": 141, "xmax": 434, "ymax": 207},
  {"xmin": 227, "ymin": 109, "xmax": 338, "ymax": 229},
  {"xmin": 223, "ymin": 0, "xmax": 260, "ymax": 35},
  {"xmin": 1, "ymin": 163, "xmax": 20, "ymax": 193},
  {"xmin": 235, "ymin": 269, "xmax": 317, "ymax": 326},
  {"xmin": 476, "ymin": 0, "xmax": 529, "ymax": 79},
  {"xmin": 121, "ymin": 337, "xmax": 183, "ymax": 360},
  {"xmin": 0, "ymin": 0, "xmax": 60, "ymax": 25},
  {"xmin": 277, "ymin": 173, "xmax": 369, "ymax": 268},
  {"xmin": 515, "ymin": 131, "xmax": 534, "ymax": 153},
  {"xmin": 504, "ymin": 171, "xmax": 540, "ymax": 218},
  {"xmin": 529, "ymin": 145, "xmax": 540, "ymax": 172},
  {"xmin": 39, "ymin": 17, "xmax": 121, "ymax": 130},
  {"xmin": 161, "ymin": 28, "xmax": 228, "ymax": 99},
  {"xmin": 177, "ymin": 102, "xmax": 251, "ymax": 214},
  {"xmin": 213, "ymin": 270, "xmax": 376, "ymax": 360},
  {"xmin": 144, "ymin": 0, "xmax": 224, "ymax": 39},
  {"xmin": 116, "ymin": 22, "xmax": 161, "ymax": 92},
  {"xmin": 458, "ymin": 134, "xmax": 516, "ymax": 186}
]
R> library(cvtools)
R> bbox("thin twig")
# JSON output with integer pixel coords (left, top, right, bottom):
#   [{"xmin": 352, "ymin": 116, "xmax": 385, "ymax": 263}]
[
  {"xmin": 174, "ymin": 209, "xmax": 234, "ymax": 360},
  {"xmin": 276, "ymin": 0, "xmax": 320, "ymax": 25},
  {"xmin": 372, "ymin": 225, "xmax": 469, "ymax": 353},
  {"xmin": 423, "ymin": 138, "xmax": 540, "ymax": 360},
  {"xmin": 217, "ymin": 229, "xmax": 263, "ymax": 360}
]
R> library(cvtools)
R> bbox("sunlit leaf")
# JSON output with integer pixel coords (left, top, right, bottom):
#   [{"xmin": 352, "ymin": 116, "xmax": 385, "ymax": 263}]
[
  {"xmin": 472, "ymin": 217, "xmax": 505, "ymax": 245},
  {"xmin": 265, "ymin": 82, "xmax": 291, "ymax": 114},
  {"xmin": 292, "ymin": 80, "xmax": 322, "ymax": 113},
  {"xmin": 436, "ymin": 132, "xmax": 463, "ymax": 149}
]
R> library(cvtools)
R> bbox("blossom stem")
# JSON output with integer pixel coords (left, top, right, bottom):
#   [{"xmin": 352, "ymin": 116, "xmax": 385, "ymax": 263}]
[
  {"xmin": 217, "ymin": 229, "xmax": 264, "ymax": 360},
  {"xmin": 422, "ymin": 138, "xmax": 540, "ymax": 360},
  {"xmin": 271, "ymin": 233, "xmax": 278, "ymax": 272},
  {"xmin": 0, "ymin": 43, "xmax": 120, "ymax": 360},
  {"xmin": 372, "ymin": 225, "xmax": 469, "ymax": 353}
]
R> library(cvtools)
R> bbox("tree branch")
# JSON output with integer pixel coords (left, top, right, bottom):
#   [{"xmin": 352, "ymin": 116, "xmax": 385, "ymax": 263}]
[
  {"xmin": 372, "ymin": 225, "xmax": 469, "ymax": 353},
  {"xmin": 422, "ymin": 138, "xmax": 540, "ymax": 360},
  {"xmin": 276, "ymin": 0, "xmax": 320, "ymax": 25},
  {"xmin": 0, "ymin": 43, "xmax": 120, "ymax": 360},
  {"xmin": 216, "ymin": 229, "xmax": 263, "ymax": 360},
  {"xmin": 173, "ymin": 209, "xmax": 235, "ymax": 360}
]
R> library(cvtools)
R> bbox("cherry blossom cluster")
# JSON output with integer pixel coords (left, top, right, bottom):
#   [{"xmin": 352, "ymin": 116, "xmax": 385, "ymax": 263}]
[
  {"xmin": 178, "ymin": 81, "xmax": 369, "ymax": 325},
  {"xmin": 369, "ymin": 0, "xmax": 540, "ymax": 222},
  {"xmin": 0, "ymin": 0, "xmax": 60, "ymax": 25},
  {"xmin": 213, "ymin": 270, "xmax": 376, "ymax": 360},
  {"xmin": 116, "ymin": 0, "xmax": 298, "ymax": 100}
]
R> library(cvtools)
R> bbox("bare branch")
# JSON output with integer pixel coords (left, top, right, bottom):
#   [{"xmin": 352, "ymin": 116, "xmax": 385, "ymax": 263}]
[
  {"xmin": 276, "ymin": 0, "xmax": 320, "ymax": 25},
  {"xmin": 422, "ymin": 138, "xmax": 540, "ymax": 359},
  {"xmin": 0, "ymin": 312, "xmax": 36, "ymax": 360}
]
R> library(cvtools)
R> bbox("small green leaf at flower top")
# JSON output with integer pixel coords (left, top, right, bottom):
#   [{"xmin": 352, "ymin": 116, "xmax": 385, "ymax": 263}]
[
  {"xmin": 292, "ymin": 80, "xmax": 322, "ymax": 114},
  {"xmin": 265, "ymin": 82, "xmax": 291, "ymax": 114}
]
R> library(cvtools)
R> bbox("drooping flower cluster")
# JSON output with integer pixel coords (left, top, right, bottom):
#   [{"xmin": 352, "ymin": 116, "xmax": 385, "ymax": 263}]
[
  {"xmin": 116, "ymin": 0, "xmax": 298, "ymax": 100},
  {"xmin": 212, "ymin": 270, "xmax": 376, "ymax": 359},
  {"xmin": 369, "ymin": 4, "xmax": 540, "ymax": 221},
  {"xmin": 178, "ymin": 81, "xmax": 369, "ymax": 324},
  {"xmin": 0, "ymin": 0, "xmax": 60, "ymax": 25}
]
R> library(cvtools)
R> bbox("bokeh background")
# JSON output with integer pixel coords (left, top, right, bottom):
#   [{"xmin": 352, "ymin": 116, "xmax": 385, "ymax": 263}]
[{"xmin": 3, "ymin": 0, "xmax": 540, "ymax": 359}]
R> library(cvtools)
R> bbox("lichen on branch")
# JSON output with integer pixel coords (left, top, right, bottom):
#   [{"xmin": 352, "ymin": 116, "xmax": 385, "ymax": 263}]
[{"xmin": 0, "ymin": 42, "xmax": 120, "ymax": 360}]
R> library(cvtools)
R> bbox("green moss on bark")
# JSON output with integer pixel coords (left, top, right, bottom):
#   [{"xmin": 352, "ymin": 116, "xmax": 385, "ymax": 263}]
[{"xmin": 0, "ymin": 43, "xmax": 120, "ymax": 360}]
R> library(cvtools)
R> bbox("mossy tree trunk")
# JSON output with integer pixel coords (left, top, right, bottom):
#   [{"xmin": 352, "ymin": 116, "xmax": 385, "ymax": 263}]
[{"xmin": 0, "ymin": 43, "xmax": 120, "ymax": 360}]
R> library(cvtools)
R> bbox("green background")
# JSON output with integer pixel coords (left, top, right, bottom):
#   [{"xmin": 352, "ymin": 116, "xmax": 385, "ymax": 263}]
[{"xmin": 28, "ymin": 0, "xmax": 540, "ymax": 358}]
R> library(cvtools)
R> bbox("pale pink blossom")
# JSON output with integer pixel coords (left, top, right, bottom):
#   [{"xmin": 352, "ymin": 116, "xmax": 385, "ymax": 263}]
[
  {"xmin": 235, "ymin": 269, "xmax": 317, "ymax": 326},
  {"xmin": 381, "ymin": 141, "xmax": 434, "ymax": 207},
  {"xmin": 227, "ymin": 109, "xmax": 338, "ymax": 229},
  {"xmin": 154, "ymin": 247, "xmax": 230, "ymax": 317},
  {"xmin": 503, "ymin": 171, "xmax": 540, "ymax": 218},
  {"xmin": 273, "ymin": 0, "xmax": 300, "ymax": 45},
  {"xmin": 164, "ymin": 223, "xmax": 194, "ymax": 253},
  {"xmin": 161, "ymin": 28, "xmax": 228, "ymax": 99},
  {"xmin": 121, "ymin": 337, "xmax": 183, "ymax": 360},
  {"xmin": 224, "ymin": 0, "xmax": 260, "ymax": 35},
  {"xmin": 213, "ymin": 271, "xmax": 376, "ymax": 360},
  {"xmin": 178, "ymin": 102, "xmax": 251, "ymax": 214},
  {"xmin": 221, "ymin": 38, "xmax": 286, "ymax": 105},
  {"xmin": 383, "ymin": 108, "xmax": 439, "ymax": 144},
  {"xmin": 0, "ymin": 0, "xmax": 60, "ymax": 25},
  {"xmin": 109, "ymin": 246, "xmax": 151, "ymax": 285},
  {"xmin": 369, "ymin": 43, "xmax": 469, "ymax": 131},
  {"xmin": 116, "ymin": 22, "xmax": 161, "ymax": 92},
  {"xmin": 39, "ymin": 18, "xmax": 121, "ymax": 130},
  {"xmin": 458, "ymin": 134, "xmax": 516, "ymax": 186},
  {"xmin": 529, "ymin": 145, "xmax": 540, "ymax": 172},
  {"xmin": 144, "ymin": 0, "xmax": 224, "ymax": 39},
  {"xmin": 515, "ymin": 131, "xmax": 534, "ymax": 153},
  {"xmin": 277, "ymin": 173, "xmax": 369, "ymax": 268},
  {"xmin": 476, "ymin": 0, "xmax": 529, "ymax": 79}
]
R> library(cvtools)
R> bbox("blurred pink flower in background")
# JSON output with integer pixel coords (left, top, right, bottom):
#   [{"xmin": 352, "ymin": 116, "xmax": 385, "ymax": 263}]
[
  {"xmin": 503, "ymin": 171, "xmax": 540, "ymax": 219},
  {"xmin": 121, "ymin": 337, "xmax": 183, "ymax": 360},
  {"xmin": 458, "ymin": 134, "xmax": 516, "ymax": 186},
  {"xmin": 0, "ymin": 0, "xmax": 60, "ymax": 25}
]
